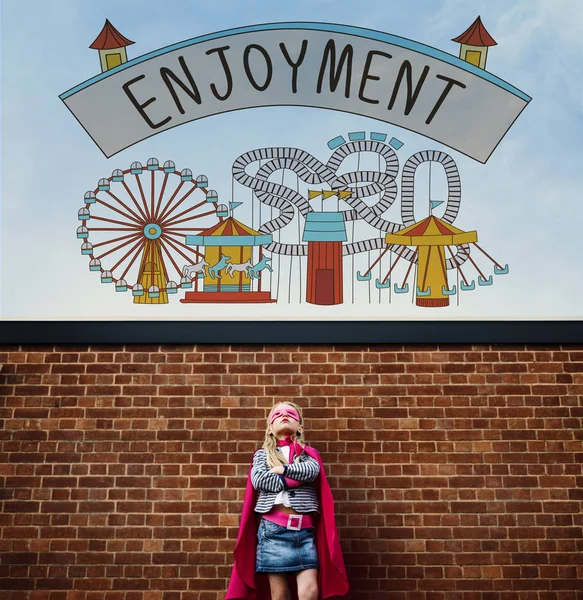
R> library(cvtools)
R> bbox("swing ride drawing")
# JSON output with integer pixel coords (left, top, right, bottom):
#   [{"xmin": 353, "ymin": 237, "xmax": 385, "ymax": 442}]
[{"xmin": 71, "ymin": 17, "xmax": 523, "ymax": 311}]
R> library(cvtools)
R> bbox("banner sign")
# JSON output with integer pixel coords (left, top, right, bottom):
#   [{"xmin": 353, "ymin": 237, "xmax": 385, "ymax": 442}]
[{"xmin": 60, "ymin": 23, "xmax": 530, "ymax": 163}]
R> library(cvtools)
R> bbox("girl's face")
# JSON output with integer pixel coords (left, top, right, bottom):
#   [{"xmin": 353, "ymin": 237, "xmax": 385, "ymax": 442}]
[{"xmin": 269, "ymin": 404, "xmax": 302, "ymax": 439}]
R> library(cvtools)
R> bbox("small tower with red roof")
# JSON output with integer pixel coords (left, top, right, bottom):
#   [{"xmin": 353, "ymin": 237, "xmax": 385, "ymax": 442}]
[
  {"xmin": 90, "ymin": 19, "xmax": 135, "ymax": 73},
  {"xmin": 452, "ymin": 16, "xmax": 497, "ymax": 70}
]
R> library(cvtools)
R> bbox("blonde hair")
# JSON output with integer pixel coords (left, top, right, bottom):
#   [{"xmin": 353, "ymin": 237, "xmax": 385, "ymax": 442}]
[{"xmin": 263, "ymin": 401, "xmax": 307, "ymax": 469}]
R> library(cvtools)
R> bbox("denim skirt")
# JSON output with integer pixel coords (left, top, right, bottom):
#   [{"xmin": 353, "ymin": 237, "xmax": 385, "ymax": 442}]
[{"xmin": 255, "ymin": 517, "xmax": 319, "ymax": 573}]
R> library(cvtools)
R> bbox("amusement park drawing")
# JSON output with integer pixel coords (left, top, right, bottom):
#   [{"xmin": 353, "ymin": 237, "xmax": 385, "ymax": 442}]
[
  {"xmin": 66, "ymin": 17, "xmax": 521, "ymax": 311},
  {"xmin": 78, "ymin": 138, "xmax": 508, "ymax": 310},
  {"xmin": 1, "ymin": 0, "xmax": 582, "ymax": 323}
]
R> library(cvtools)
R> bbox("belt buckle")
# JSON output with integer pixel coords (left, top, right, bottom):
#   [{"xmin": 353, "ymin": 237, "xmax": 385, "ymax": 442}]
[{"xmin": 286, "ymin": 514, "xmax": 303, "ymax": 530}]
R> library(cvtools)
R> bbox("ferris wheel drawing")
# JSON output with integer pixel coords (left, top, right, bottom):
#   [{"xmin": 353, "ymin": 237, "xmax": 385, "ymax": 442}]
[{"xmin": 76, "ymin": 158, "xmax": 222, "ymax": 304}]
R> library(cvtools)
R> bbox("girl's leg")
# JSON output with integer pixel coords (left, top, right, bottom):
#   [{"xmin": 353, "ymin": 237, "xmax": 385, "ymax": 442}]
[
  {"xmin": 296, "ymin": 568, "xmax": 318, "ymax": 600},
  {"xmin": 268, "ymin": 573, "xmax": 291, "ymax": 600}
]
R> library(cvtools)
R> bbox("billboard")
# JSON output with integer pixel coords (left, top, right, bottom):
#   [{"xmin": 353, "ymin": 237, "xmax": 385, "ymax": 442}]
[{"xmin": 1, "ymin": 1, "xmax": 581, "ymax": 342}]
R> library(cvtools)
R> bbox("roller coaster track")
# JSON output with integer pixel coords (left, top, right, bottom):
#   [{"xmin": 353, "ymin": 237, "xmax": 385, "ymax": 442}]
[
  {"xmin": 401, "ymin": 150, "xmax": 467, "ymax": 269},
  {"xmin": 232, "ymin": 141, "xmax": 469, "ymax": 268}
]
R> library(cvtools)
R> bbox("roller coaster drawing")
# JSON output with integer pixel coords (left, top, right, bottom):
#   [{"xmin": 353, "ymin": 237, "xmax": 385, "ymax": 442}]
[{"xmin": 230, "ymin": 132, "xmax": 508, "ymax": 307}]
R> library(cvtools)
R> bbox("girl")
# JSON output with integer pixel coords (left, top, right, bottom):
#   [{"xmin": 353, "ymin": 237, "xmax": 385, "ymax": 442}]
[{"xmin": 226, "ymin": 402, "xmax": 349, "ymax": 600}]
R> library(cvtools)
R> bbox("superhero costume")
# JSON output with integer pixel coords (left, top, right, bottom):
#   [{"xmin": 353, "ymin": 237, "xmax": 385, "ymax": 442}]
[{"xmin": 226, "ymin": 443, "xmax": 349, "ymax": 599}]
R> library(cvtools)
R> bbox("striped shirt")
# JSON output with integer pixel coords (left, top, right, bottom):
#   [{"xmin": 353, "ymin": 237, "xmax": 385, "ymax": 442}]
[
  {"xmin": 273, "ymin": 445, "xmax": 292, "ymax": 507},
  {"xmin": 251, "ymin": 447, "xmax": 320, "ymax": 514}
]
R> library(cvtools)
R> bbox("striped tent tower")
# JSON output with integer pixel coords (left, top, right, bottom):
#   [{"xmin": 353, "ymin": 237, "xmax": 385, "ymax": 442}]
[
  {"xmin": 303, "ymin": 212, "xmax": 347, "ymax": 306},
  {"xmin": 181, "ymin": 217, "xmax": 275, "ymax": 304}
]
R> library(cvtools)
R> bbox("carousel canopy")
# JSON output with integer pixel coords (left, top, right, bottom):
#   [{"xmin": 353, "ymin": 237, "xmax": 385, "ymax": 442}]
[{"xmin": 185, "ymin": 217, "xmax": 273, "ymax": 247}]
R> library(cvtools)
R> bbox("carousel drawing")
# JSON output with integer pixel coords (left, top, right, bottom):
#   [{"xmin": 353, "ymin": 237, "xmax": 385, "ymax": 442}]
[{"xmin": 180, "ymin": 207, "xmax": 276, "ymax": 304}]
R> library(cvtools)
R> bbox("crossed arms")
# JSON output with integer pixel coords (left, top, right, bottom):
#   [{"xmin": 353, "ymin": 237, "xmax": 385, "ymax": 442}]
[{"xmin": 251, "ymin": 449, "xmax": 320, "ymax": 492}]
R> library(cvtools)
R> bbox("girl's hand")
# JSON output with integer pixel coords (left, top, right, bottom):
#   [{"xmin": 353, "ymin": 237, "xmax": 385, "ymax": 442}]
[{"xmin": 269, "ymin": 466, "xmax": 285, "ymax": 475}]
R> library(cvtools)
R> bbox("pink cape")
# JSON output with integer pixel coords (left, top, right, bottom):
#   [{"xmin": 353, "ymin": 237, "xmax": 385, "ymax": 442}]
[{"xmin": 226, "ymin": 446, "xmax": 349, "ymax": 599}]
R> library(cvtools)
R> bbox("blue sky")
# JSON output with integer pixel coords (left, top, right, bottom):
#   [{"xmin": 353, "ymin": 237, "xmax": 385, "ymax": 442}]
[{"xmin": 1, "ymin": 0, "xmax": 582, "ymax": 320}]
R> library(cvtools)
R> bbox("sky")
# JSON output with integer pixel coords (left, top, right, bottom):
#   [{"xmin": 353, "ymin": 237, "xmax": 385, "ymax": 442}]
[{"xmin": 1, "ymin": 0, "xmax": 582, "ymax": 321}]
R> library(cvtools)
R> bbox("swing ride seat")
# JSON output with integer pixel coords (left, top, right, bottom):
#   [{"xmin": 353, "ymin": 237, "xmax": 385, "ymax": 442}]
[
  {"xmin": 357, "ymin": 271, "xmax": 372, "ymax": 281},
  {"xmin": 416, "ymin": 286, "xmax": 431, "ymax": 297},
  {"xmin": 375, "ymin": 278, "xmax": 391, "ymax": 289},
  {"xmin": 460, "ymin": 280, "xmax": 475, "ymax": 291},
  {"xmin": 494, "ymin": 264, "xmax": 509, "ymax": 275},
  {"xmin": 442, "ymin": 285, "xmax": 457, "ymax": 296},
  {"xmin": 478, "ymin": 275, "xmax": 493, "ymax": 286},
  {"xmin": 394, "ymin": 283, "xmax": 409, "ymax": 294}
]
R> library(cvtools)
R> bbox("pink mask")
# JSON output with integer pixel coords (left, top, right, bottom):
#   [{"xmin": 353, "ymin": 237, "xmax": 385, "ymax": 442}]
[{"xmin": 270, "ymin": 407, "xmax": 300, "ymax": 424}]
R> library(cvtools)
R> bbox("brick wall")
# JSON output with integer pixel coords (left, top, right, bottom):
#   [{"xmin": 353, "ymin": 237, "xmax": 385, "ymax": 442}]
[{"xmin": 1, "ymin": 344, "xmax": 582, "ymax": 600}]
